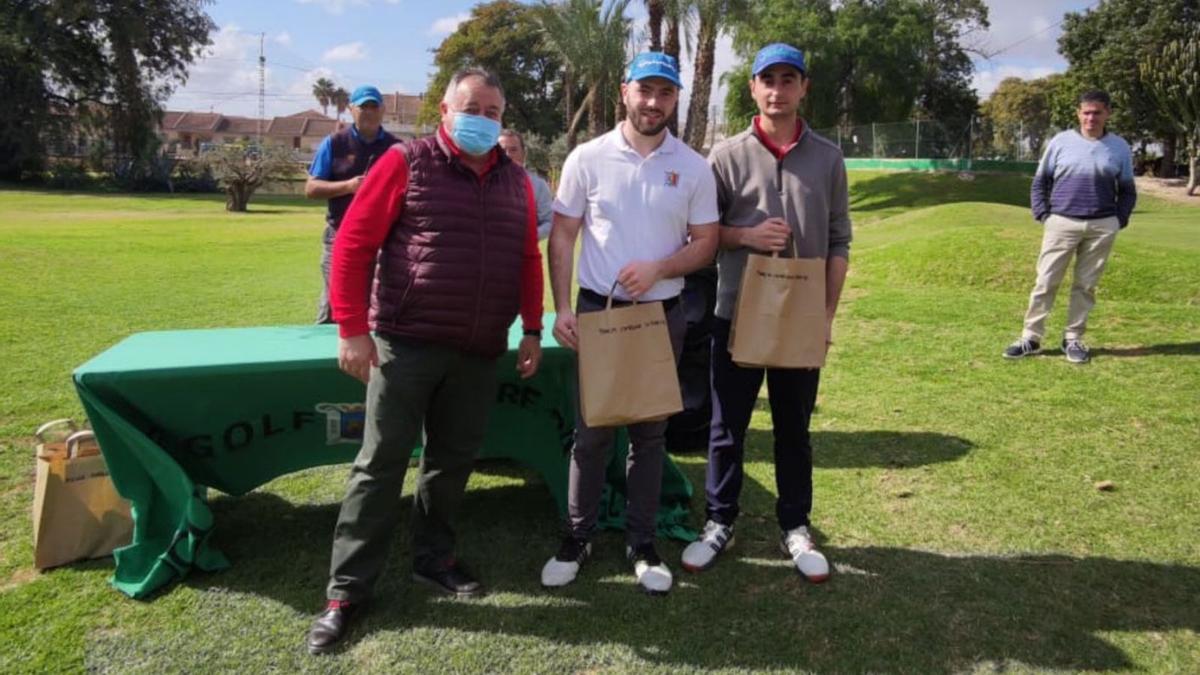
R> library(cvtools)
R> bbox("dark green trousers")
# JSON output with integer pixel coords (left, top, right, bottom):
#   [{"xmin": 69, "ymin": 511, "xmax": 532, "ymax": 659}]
[{"xmin": 326, "ymin": 333, "xmax": 497, "ymax": 603}]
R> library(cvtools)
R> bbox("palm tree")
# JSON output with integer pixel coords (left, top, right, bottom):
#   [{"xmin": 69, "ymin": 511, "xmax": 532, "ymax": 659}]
[
  {"xmin": 538, "ymin": 0, "xmax": 632, "ymax": 147},
  {"xmin": 662, "ymin": 0, "xmax": 689, "ymax": 135},
  {"xmin": 332, "ymin": 87, "xmax": 350, "ymax": 122},
  {"xmin": 645, "ymin": 0, "xmax": 664, "ymax": 50},
  {"xmin": 682, "ymin": 0, "xmax": 745, "ymax": 151},
  {"xmin": 311, "ymin": 78, "xmax": 336, "ymax": 117}
]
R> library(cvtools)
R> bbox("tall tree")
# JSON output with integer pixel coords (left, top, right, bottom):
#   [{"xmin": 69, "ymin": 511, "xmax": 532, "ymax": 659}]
[
  {"xmin": 980, "ymin": 76, "xmax": 1059, "ymax": 160},
  {"xmin": 311, "ymin": 78, "xmax": 336, "ymax": 117},
  {"xmin": 538, "ymin": 0, "xmax": 632, "ymax": 146},
  {"xmin": 418, "ymin": 1, "xmax": 567, "ymax": 140},
  {"xmin": 724, "ymin": 0, "xmax": 931, "ymax": 131},
  {"xmin": 913, "ymin": 0, "xmax": 987, "ymax": 136},
  {"xmin": 0, "ymin": 0, "xmax": 214, "ymax": 181},
  {"xmin": 1058, "ymin": 0, "xmax": 1200, "ymax": 175},
  {"xmin": 1140, "ymin": 31, "xmax": 1200, "ymax": 194}
]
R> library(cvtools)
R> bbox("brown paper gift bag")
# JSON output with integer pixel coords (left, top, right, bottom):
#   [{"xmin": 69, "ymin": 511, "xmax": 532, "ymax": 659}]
[
  {"xmin": 577, "ymin": 284, "xmax": 683, "ymax": 427},
  {"xmin": 729, "ymin": 251, "xmax": 827, "ymax": 369},
  {"xmin": 32, "ymin": 420, "xmax": 133, "ymax": 570}
]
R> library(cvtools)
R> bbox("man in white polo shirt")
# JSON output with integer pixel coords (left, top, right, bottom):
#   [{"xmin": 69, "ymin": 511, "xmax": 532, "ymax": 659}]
[{"xmin": 540, "ymin": 52, "xmax": 719, "ymax": 596}]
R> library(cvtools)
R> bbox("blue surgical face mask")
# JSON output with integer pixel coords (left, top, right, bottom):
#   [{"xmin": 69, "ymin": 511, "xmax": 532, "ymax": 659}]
[{"xmin": 450, "ymin": 113, "xmax": 501, "ymax": 155}]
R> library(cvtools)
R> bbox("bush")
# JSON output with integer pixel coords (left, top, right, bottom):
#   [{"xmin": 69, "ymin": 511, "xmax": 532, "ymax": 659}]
[
  {"xmin": 171, "ymin": 161, "xmax": 220, "ymax": 193},
  {"xmin": 45, "ymin": 162, "xmax": 97, "ymax": 190}
]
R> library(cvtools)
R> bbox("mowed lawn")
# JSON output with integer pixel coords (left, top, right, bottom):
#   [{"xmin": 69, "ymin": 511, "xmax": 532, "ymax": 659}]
[{"xmin": 1, "ymin": 173, "xmax": 1197, "ymax": 673}]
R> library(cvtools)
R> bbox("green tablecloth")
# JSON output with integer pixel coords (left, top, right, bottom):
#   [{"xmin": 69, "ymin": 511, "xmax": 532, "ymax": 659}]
[{"xmin": 74, "ymin": 320, "xmax": 695, "ymax": 599}]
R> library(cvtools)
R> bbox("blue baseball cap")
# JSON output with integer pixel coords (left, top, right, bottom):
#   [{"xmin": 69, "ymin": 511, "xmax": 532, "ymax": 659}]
[
  {"xmin": 625, "ymin": 52, "xmax": 684, "ymax": 89},
  {"xmin": 752, "ymin": 43, "xmax": 807, "ymax": 77},
  {"xmin": 350, "ymin": 85, "xmax": 383, "ymax": 106}
]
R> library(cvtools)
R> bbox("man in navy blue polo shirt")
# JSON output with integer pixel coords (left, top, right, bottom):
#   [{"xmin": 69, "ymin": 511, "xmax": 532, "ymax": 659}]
[{"xmin": 305, "ymin": 85, "xmax": 400, "ymax": 324}]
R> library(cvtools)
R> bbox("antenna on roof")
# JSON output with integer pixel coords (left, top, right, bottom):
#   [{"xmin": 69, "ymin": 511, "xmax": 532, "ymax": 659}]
[{"xmin": 257, "ymin": 32, "xmax": 266, "ymax": 146}]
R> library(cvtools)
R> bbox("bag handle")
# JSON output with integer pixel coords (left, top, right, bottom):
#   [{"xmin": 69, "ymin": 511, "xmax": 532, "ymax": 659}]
[
  {"xmin": 604, "ymin": 280, "xmax": 637, "ymax": 310},
  {"xmin": 35, "ymin": 419, "xmax": 78, "ymax": 443},
  {"xmin": 769, "ymin": 232, "xmax": 801, "ymax": 259},
  {"xmin": 65, "ymin": 430, "xmax": 97, "ymax": 459}
]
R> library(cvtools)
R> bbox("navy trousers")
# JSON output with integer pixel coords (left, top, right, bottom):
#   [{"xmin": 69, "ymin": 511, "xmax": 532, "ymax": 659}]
[{"xmin": 705, "ymin": 318, "xmax": 820, "ymax": 530}]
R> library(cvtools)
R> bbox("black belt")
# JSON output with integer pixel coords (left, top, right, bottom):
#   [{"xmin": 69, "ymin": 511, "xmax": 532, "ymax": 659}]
[{"xmin": 579, "ymin": 288, "xmax": 679, "ymax": 311}]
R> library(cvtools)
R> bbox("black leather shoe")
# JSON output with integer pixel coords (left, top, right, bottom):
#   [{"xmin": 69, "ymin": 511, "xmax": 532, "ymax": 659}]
[
  {"xmin": 413, "ymin": 563, "xmax": 484, "ymax": 598},
  {"xmin": 307, "ymin": 600, "xmax": 359, "ymax": 655}
]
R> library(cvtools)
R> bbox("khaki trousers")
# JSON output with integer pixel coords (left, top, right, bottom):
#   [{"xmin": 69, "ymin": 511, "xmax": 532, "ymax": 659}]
[{"xmin": 1022, "ymin": 214, "xmax": 1120, "ymax": 342}]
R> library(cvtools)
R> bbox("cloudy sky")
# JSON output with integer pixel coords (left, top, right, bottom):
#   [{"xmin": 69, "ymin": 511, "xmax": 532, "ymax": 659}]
[{"xmin": 166, "ymin": 0, "xmax": 1096, "ymax": 124}]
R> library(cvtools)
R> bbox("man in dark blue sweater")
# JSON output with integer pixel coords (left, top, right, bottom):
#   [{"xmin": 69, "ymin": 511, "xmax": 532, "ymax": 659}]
[
  {"xmin": 305, "ymin": 85, "xmax": 399, "ymax": 324},
  {"xmin": 1004, "ymin": 90, "xmax": 1137, "ymax": 364}
]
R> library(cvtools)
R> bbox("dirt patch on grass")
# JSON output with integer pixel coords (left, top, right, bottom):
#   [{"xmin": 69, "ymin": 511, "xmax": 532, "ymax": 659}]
[
  {"xmin": 1136, "ymin": 177, "xmax": 1199, "ymax": 206},
  {"xmin": 2, "ymin": 567, "xmax": 39, "ymax": 592}
]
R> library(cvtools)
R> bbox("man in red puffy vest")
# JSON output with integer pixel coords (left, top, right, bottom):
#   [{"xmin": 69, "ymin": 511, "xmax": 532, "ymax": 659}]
[{"xmin": 306, "ymin": 68, "xmax": 544, "ymax": 655}]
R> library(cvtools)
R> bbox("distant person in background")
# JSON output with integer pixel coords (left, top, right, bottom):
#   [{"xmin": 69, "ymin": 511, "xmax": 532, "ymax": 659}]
[
  {"xmin": 1003, "ymin": 90, "xmax": 1136, "ymax": 364},
  {"xmin": 499, "ymin": 128, "xmax": 553, "ymax": 240},
  {"xmin": 305, "ymin": 85, "xmax": 400, "ymax": 324}
]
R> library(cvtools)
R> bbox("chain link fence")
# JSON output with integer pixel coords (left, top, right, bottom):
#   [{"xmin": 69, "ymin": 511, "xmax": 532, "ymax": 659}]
[{"xmin": 811, "ymin": 120, "xmax": 1062, "ymax": 162}]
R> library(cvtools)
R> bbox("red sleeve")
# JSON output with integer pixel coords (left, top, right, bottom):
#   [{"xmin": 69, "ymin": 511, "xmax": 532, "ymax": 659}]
[
  {"xmin": 519, "ymin": 176, "xmax": 545, "ymax": 332},
  {"xmin": 331, "ymin": 147, "xmax": 408, "ymax": 338}
]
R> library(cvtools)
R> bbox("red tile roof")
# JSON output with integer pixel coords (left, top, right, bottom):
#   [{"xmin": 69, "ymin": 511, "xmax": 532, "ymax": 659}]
[{"xmin": 160, "ymin": 110, "xmax": 349, "ymax": 139}]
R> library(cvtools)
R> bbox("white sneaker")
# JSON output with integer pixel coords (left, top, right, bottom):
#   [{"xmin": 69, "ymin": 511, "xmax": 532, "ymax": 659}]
[
  {"xmin": 628, "ymin": 543, "xmax": 673, "ymax": 595},
  {"xmin": 681, "ymin": 520, "xmax": 734, "ymax": 573},
  {"xmin": 541, "ymin": 536, "xmax": 590, "ymax": 588},
  {"xmin": 780, "ymin": 526, "xmax": 830, "ymax": 583}
]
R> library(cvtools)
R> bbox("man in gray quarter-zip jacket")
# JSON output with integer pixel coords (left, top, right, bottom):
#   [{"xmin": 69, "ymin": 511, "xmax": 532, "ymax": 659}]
[{"xmin": 681, "ymin": 43, "xmax": 851, "ymax": 584}]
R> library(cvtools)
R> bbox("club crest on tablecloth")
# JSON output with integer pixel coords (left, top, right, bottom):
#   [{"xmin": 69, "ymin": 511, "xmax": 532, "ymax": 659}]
[{"xmin": 315, "ymin": 403, "xmax": 365, "ymax": 444}]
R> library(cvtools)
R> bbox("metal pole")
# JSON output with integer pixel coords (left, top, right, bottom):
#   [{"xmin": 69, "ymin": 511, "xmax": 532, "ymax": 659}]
[
  {"xmin": 257, "ymin": 33, "xmax": 265, "ymax": 147},
  {"xmin": 967, "ymin": 116, "xmax": 974, "ymax": 171},
  {"xmin": 872, "ymin": 122, "xmax": 878, "ymax": 158},
  {"xmin": 915, "ymin": 120, "xmax": 921, "ymax": 160}
]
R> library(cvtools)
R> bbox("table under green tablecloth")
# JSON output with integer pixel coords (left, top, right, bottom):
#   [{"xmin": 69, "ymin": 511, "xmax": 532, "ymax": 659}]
[{"xmin": 74, "ymin": 320, "xmax": 694, "ymax": 599}]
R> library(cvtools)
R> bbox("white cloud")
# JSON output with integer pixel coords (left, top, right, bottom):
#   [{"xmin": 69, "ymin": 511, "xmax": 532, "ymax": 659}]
[
  {"xmin": 972, "ymin": 64, "xmax": 1060, "ymax": 99},
  {"xmin": 166, "ymin": 24, "xmax": 265, "ymax": 115},
  {"xmin": 288, "ymin": 67, "xmax": 339, "ymax": 96},
  {"xmin": 322, "ymin": 41, "xmax": 368, "ymax": 62},
  {"xmin": 429, "ymin": 12, "xmax": 470, "ymax": 36},
  {"xmin": 273, "ymin": 31, "xmax": 292, "ymax": 47},
  {"xmin": 294, "ymin": 0, "xmax": 368, "ymax": 15}
]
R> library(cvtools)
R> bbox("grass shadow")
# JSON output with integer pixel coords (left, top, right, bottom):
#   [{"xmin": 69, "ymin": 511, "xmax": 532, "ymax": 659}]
[
  {"xmin": 741, "ymin": 429, "xmax": 973, "ymax": 469},
  {"xmin": 191, "ymin": 485, "xmax": 1200, "ymax": 672},
  {"xmin": 1092, "ymin": 341, "xmax": 1200, "ymax": 357}
]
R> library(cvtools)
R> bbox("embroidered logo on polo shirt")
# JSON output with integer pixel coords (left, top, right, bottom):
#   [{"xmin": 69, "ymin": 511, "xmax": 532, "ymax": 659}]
[{"xmin": 664, "ymin": 170, "xmax": 679, "ymax": 187}]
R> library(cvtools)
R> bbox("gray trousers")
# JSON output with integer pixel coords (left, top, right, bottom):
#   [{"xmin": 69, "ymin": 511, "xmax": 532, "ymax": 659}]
[
  {"xmin": 326, "ymin": 333, "xmax": 497, "ymax": 603},
  {"xmin": 317, "ymin": 224, "xmax": 378, "ymax": 325},
  {"xmin": 316, "ymin": 225, "xmax": 336, "ymax": 325},
  {"xmin": 568, "ymin": 291, "xmax": 687, "ymax": 547}
]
